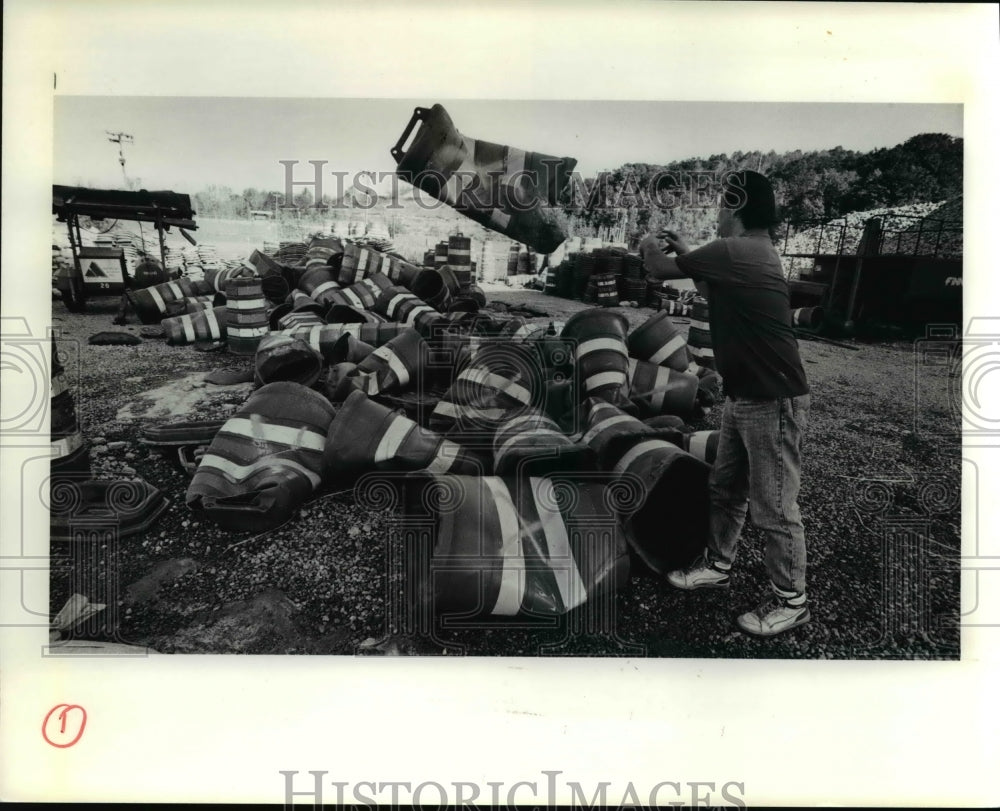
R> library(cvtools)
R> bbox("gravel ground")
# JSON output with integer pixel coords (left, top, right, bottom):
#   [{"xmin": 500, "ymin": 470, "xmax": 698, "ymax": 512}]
[{"xmin": 49, "ymin": 290, "xmax": 961, "ymax": 659}]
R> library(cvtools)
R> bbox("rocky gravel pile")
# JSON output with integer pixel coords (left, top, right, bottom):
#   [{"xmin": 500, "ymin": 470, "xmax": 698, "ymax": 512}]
[{"xmin": 49, "ymin": 292, "xmax": 961, "ymax": 659}]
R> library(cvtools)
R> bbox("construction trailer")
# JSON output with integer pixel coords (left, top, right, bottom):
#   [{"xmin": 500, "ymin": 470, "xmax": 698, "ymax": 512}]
[
  {"xmin": 779, "ymin": 202, "xmax": 962, "ymax": 336},
  {"xmin": 52, "ymin": 185, "xmax": 198, "ymax": 312}
]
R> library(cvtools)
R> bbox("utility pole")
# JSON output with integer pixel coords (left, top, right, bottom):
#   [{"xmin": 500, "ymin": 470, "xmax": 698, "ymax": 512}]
[{"xmin": 106, "ymin": 131, "xmax": 134, "ymax": 188}]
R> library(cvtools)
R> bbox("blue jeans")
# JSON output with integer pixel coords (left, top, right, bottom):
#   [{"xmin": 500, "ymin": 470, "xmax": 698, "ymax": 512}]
[{"xmin": 707, "ymin": 394, "xmax": 810, "ymax": 597}]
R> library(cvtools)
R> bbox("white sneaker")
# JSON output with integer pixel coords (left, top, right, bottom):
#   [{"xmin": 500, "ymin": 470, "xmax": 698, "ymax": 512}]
[
  {"xmin": 736, "ymin": 593, "xmax": 810, "ymax": 637},
  {"xmin": 665, "ymin": 553, "xmax": 731, "ymax": 590}
]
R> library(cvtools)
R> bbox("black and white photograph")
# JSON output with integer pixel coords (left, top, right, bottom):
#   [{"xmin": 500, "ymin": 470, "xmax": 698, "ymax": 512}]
[
  {"xmin": 2, "ymin": 2, "xmax": 997, "ymax": 807},
  {"xmin": 44, "ymin": 96, "xmax": 965, "ymax": 659}
]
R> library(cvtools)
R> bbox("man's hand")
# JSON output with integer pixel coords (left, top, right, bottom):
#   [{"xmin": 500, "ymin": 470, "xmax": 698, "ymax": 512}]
[
  {"xmin": 657, "ymin": 229, "xmax": 691, "ymax": 256},
  {"xmin": 640, "ymin": 232, "xmax": 675, "ymax": 259}
]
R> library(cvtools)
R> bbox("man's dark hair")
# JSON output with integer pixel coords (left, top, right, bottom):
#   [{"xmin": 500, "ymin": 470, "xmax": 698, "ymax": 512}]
[{"xmin": 721, "ymin": 170, "xmax": 778, "ymax": 229}]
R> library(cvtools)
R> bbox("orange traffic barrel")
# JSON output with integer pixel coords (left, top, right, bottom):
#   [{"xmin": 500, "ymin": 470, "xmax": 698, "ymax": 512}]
[
  {"xmin": 626, "ymin": 357, "xmax": 700, "ymax": 417},
  {"xmin": 324, "ymin": 389, "xmax": 487, "ymax": 476},
  {"xmin": 686, "ymin": 296, "xmax": 714, "ymax": 370},
  {"xmin": 434, "ymin": 241, "xmax": 449, "ymax": 268},
  {"xmin": 299, "ymin": 266, "xmax": 341, "ymax": 306},
  {"xmin": 204, "ymin": 265, "xmax": 250, "ymax": 295},
  {"xmin": 128, "ymin": 277, "xmax": 216, "ymax": 324},
  {"xmin": 329, "ymin": 332, "xmax": 376, "ymax": 364},
  {"xmin": 374, "ymin": 285, "xmax": 446, "ymax": 335},
  {"xmin": 344, "ymin": 327, "xmax": 429, "ymax": 398},
  {"xmin": 682, "ymin": 430, "xmax": 720, "ymax": 464},
  {"xmin": 627, "ymin": 311, "xmax": 689, "ymax": 370},
  {"xmin": 492, "ymin": 409, "xmax": 595, "ymax": 475},
  {"xmin": 163, "ymin": 306, "xmax": 228, "ymax": 346},
  {"xmin": 561, "ymin": 308, "xmax": 633, "ymax": 411},
  {"xmin": 792, "ymin": 306, "xmax": 823, "ymax": 328},
  {"xmin": 401, "ymin": 472, "xmax": 630, "ymax": 618},
  {"xmin": 507, "ymin": 243, "xmax": 520, "ymax": 275},
  {"xmin": 323, "ymin": 272, "xmax": 393, "ymax": 311},
  {"xmin": 268, "ymin": 289, "xmax": 326, "ymax": 330},
  {"xmin": 581, "ymin": 398, "xmax": 709, "ymax": 574},
  {"xmin": 325, "ymin": 304, "xmax": 388, "ymax": 325},
  {"xmin": 50, "ymin": 340, "xmax": 90, "ymax": 477},
  {"xmin": 390, "ymin": 104, "xmax": 576, "ymax": 253},
  {"xmin": 448, "ymin": 233, "xmax": 472, "ymax": 284},
  {"xmin": 275, "ymin": 310, "xmax": 325, "ymax": 330},
  {"xmin": 338, "ymin": 242, "xmax": 380, "ymax": 286},
  {"xmin": 411, "ymin": 267, "xmax": 460, "ymax": 310},
  {"xmin": 186, "ymin": 381, "xmax": 336, "ymax": 531},
  {"xmin": 594, "ymin": 273, "xmax": 619, "ymax": 307},
  {"xmin": 383, "ymin": 254, "xmax": 422, "ymax": 289},
  {"xmin": 172, "ymin": 294, "xmax": 219, "ymax": 315},
  {"xmin": 273, "ymin": 323, "xmax": 411, "ymax": 361},
  {"xmin": 254, "ymin": 332, "xmax": 324, "ymax": 388},
  {"xmin": 225, "ymin": 277, "xmax": 269, "ymax": 355},
  {"xmin": 430, "ymin": 341, "xmax": 546, "ymax": 442}
]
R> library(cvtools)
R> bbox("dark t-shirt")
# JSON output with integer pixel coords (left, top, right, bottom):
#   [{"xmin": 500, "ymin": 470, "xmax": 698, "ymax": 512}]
[{"xmin": 676, "ymin": 234, "xmax": 809, "ymax": 399}]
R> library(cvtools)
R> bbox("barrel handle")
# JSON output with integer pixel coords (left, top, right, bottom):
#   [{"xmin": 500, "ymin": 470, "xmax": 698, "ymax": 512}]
[
  {"xmin": 177, "ymin": 445, "xmax": 206, "ymax": 475},
  {"xmin": 390, "ymin": 107, "xmax": 430, "ymax": 164}
]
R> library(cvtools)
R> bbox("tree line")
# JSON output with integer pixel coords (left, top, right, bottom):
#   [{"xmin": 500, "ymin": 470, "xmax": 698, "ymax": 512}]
[
  {"xmin": 189, "ymin": 133, "xmax": 962, "ymax": 246},
  {"xmin": 562, "ymin": 133, "xmax": 962, "ymax": 243}
]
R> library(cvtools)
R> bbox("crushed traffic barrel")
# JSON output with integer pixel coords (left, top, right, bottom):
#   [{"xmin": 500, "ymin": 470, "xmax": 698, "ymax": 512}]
[
  {"xmin": 626, "ymin": 358, "xmax": 700, "ymax": 417},
  {"xmin": 430, "ymin": 341, "xmax": 546, "ymax": 442},
  {"xmin": 186, "ymin": 382, "xmax": 335, "ymax": 531},
  {"xmin": 400, "ymin": 473, "xmax": 630, "ymax": 618},
  {"xmin": 581, "ymin": 399, "xmax": 709, "ymax": 574},
  {"xmin": 299, "ymin": 266, "xmax": 342, "ymax": 306},
  {"xmin": 390, "ymin": 103, "xmax": 576, "ymax": 253},
  {"xmin": 627, "ymin": 311, "xmax": 689, "ymax": 371},
  {"xmin": 254, "ymin": 333, "xmax": 324, "ymax": 388},
  {"xmin": 128, "ymin": 277, "xmax": 216, "ymax": 324},
  {"xmin": 561, "ymin": 309, "xmax": 633, "ymax": 412},
  {"xmin": 323, "ymin": 272, "xmax": 393, "ymax": 311},
  {"xmin": 325, "ymin": 304, "xmax": 387, "ymax": 325},
  {"xmin": 163, "ymin": 306, "xmax": 227, "ymax": 346},
  {"xmin": 324, "ymin": 390, "xmax": 487, "ymax": 476},
  {"xmin": 372, "ymin": 286, "xmax": 446, "ymax": 335},
  {"xmin": 268, "ymin": 289, "xmax": 327, "ymax": 330},
  {"xmin": 411, "ymin": 267, "xmax": 459, "ymax": 311},
  {"xmin": 272, "ymin": 323, "xmax": 412, "ymax": 361},
  {"xmin": 682, "ymin": 430, "xmax": 720, "ymax": 464},
  {"xmin": 336, "ymin": 327, "xmax": 430, "ymax": 399},
  {"xmin": 338, "ymin": 242, "xmax": 380, "ymax": 285},
  {"xmin": 204, "ymin": 266, "xmax": 253, "ymax": 296},
  {"xmin": 492, "ymin": 409, "xmax": 595, "ymax": 476},
  {"xmin": 383, "ymin": 254, "xmax": 422, "ymax": 289},
  {"xmin": 329, "ymin": 332, "xmax": 376, "ymax": 364}
]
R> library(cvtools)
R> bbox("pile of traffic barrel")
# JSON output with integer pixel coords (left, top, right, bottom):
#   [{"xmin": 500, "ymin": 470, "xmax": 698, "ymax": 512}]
[
  {"xmin": 132, "ymin": 233, "xmax": 726, "ymax": 623},
  {"xmin": 545, "ymin": 246, "xmax": 673, "ymax": 310}
]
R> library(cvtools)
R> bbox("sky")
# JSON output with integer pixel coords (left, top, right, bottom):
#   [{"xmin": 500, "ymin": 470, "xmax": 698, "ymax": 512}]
[{"xmin": 53, "ymin": 97, "xmax": 963, "ymax": 194}]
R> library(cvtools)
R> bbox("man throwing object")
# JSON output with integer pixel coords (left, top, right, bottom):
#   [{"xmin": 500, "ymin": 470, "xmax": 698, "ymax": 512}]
[{"xmin": 640, "ymin": 170, "xmax": 811, "ymax": 637}]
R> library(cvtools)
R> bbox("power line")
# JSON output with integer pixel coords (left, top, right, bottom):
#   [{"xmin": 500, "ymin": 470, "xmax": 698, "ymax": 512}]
[{"xmin": 106, "ymin": 131, "xmax": 134, "ymax": 187}]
